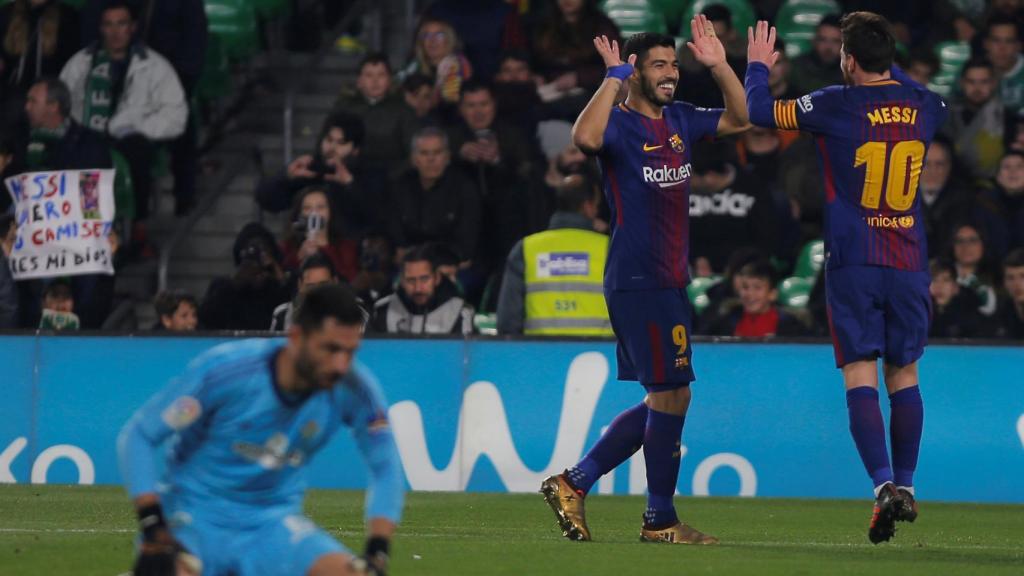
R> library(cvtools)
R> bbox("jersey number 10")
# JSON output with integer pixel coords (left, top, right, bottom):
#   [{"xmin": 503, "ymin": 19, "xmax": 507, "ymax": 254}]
[{"xmin": 853, "ymin": 140, "xmax": 925, "ymax": 211}]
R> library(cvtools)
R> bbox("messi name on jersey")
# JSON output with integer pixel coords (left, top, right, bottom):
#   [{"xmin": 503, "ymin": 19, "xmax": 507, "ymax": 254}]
[
  {"xmin": 866, "ymin": 105, "xmax": 918, "ymax": 127},
  {"xmin": 642, "ymin": 163, "xmax": 692, "ymax": 188}
]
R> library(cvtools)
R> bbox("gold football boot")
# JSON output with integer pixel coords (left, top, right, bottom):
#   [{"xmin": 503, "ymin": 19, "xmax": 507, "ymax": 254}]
[
  {"xmin": 540, "ymin": 474, "xmax": 591, "ymax": 541},
  {"xmin": 640, "ymin": 522, "xmax": 719, "ymax": 545}
]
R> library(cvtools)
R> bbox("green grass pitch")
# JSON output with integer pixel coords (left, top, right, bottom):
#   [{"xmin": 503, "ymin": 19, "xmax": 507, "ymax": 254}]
[{"xmin": 1, "ymin": 485, "xmax": 1022, "ymax": 575}]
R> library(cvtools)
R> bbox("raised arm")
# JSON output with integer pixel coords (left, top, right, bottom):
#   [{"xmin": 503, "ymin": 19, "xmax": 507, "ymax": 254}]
[
  {"xmin": 571, "ymin": 36, "xmax": 636, "ymax": 154},
  {"xmin": 744, "ymin": 20, "xmax": 782, "ymax": 129},
  {"xmin": 687, "ymin": 14, "xmax": 750, "ymax": 136}
]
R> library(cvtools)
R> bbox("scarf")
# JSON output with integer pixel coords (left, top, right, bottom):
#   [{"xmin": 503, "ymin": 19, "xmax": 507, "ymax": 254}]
[
  {"xmin": 82, "ymin": 49, "xmax": 116, "ymax": 133},
  {"xmin": 25, "ymin": 119, "xmax": 69, "ymax": 170}
]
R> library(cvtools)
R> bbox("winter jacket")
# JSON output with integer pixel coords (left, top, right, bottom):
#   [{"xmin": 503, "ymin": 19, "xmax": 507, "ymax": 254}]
[
  {"xmin": 370, "ymin": 277, "xmax": 472, "ymax": 335},
  {"xmin": 60, "ymin": 43, "xmax": 186, "ymax": 141}
]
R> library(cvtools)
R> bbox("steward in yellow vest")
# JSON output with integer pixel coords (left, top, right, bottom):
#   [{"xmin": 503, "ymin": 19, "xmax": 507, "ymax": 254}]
[{"xmin": 496, "ymin": 177, "xmax": 612, "ymax": 336}]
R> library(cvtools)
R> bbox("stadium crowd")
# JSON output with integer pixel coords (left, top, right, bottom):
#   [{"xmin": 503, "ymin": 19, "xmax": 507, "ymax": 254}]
[{"xmin": 1, "ymin": 0, "xmax": 1023, "ymax": 341}]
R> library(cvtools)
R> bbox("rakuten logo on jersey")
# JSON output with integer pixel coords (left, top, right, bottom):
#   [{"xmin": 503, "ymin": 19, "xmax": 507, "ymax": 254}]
[
  {"xmin": 689, "ymin": 188, "xmax": 756, "ymax": 217},
  {"xmin": 643, "ymin": 163, "xmax": 692, "ymax": 188}
]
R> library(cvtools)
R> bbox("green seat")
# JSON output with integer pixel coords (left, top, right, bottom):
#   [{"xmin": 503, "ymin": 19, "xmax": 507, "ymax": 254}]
[
  {"xmin": 648, "ymin": 0, "xmax": 686, "ymax": 31},
  {"xmin": 777, "ymin": 276, "xmax": 814, "ymax": 308},
  {"xmin": 205, "ymin": 0, "xmax": 260, "ymax": 61},
  {"xmin": 687, "ymin": 275, "xmax": 723, "ymax": 315},
  {"xmin": 473, "ymin": 313, "xmax": 497, "ymax": 336},
  {"xmin": 602, "ymin": 0, "xmax": 668, "ymax": 36},
  {"xmin": 110, "ymin": 149, "xmax": 136, "ymax": 222},
  {"xmin": 250, "ymin": 0, "xmax": 289, "ymax": 18},
  {"xmin": 195, "ymin": 34, "xmax": 232, "ymax": 102},
  {"xmin": 682, "ymin": 0, "xmax": 755, "ymax": 38},
  {"xmin": 793, "ymin": 239, "xmax": 825, "ymax": 279}
]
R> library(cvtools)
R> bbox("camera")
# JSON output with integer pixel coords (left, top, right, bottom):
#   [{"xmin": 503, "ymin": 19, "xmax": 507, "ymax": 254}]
[
  {"xmin": 238, "ymin": 242, "xmax": 264, "ymax": 263},
  {"xmin": 293, "ymin": 214, "xmax": 326, "ymax": 239}
]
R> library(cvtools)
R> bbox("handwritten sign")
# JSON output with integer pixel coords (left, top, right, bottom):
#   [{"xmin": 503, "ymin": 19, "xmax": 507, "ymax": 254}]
[{"xmin": 4, "ymin": 169, "xmax": 116, "ymax": 280}]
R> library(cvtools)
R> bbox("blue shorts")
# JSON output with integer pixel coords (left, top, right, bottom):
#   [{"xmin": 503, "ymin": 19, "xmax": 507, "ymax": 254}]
[
  {"xmin": 825, "ymin": 265, "xmax": 930, "ymax": 368},
  {"xmin": 605, "ymin": 288, "xmax": 695, "ymax": 389},
  {"xmin": 166, "ymin": 507, "xmax": 348, "ymax": 576}
]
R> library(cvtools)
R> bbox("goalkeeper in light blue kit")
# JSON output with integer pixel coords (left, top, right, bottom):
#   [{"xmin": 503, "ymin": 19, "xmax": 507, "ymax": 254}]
[{"xmin": 118, "ymin": 284, "xmax": 404, "ymax": 576}]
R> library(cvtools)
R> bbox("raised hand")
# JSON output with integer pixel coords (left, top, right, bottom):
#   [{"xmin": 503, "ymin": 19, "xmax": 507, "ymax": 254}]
[
  {"xmin": 687, "ymin": 14, "xmax": 727, "ymax": 69},
  {"xmin": 747, "ymin": 20, "xmax": 780, "ymax": 69},
  {"xmin": 593, "ymin": 35, "xmax": 637, "ymax": 70}
]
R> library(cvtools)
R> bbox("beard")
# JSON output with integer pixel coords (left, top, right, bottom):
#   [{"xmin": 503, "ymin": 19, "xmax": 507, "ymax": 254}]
[
  {"xmin": 639, "ymin": 75, "xmax": 675, "ymax": 107},
  {"xmin": 294, "ymin": 347, "xmax": 339, "ymax": 392}
]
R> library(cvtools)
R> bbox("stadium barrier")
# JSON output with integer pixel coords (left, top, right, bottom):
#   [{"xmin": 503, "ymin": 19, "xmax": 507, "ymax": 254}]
[{"xmin": 1, "ymin": 334, "xmax": 1022, "ymax": 503}]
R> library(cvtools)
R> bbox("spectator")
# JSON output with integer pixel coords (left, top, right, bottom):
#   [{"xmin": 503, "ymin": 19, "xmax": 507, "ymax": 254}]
[
  {"xmin": 270, "ymin": 252, "xmax": 338, "ymax": 332},
  {"xmin": 60, "ymin": 1, "xmax": 186, "ymax": 221},
  {"xmin": 996, "ymin": 248, "xmax": 1024, "ymax": 338},
  {"xmin": 388, "ymin": 127, "xmax": 480, "ymax": 268},
  {"xmin": 496, "ymin": 173, "xmax": 611, "ymax": 336},
  {"xmin": 447, "ymin": 80, "xmax": 540, "ymax": 269},
  {"xmin": 929, "ymin": 259, "xmax": 988, "ymax": 338},
  {"xmin": 22, "ymin": 76, "xmax": 120, "ymax": 328},
  {"xmin": 399, "ymin": 17, "xmax": 472, "ymax": 105},
  {"xmin": 257, "ymin": 112, "xmax": 375, "ymax": 235},
  {"xmin": 946, "ymin": 221, "xmax": 1000, "ymax": 317},
  {"xmin": 39, "ymin": 279, "xmax": 78, "ymax": 329},
  {"xmin": 733, "ymin": 125, "xmax": 801, "ymax": 265},
  {"xmin": 370, "ymin": 245, "xmax": 472, "ymax": 334},
  {"xmin": 787, "ymin": 14, "xmax": 844, "ymax": 96},
  {"xmin": 688, "ymin": 140, "xmax": 779, "ymax": 275},
  {"xmin": 152, "ymin": 289, "xmax": 197, "ymax": 331},
  {"xmin": 0, "ymin": 213, "xmax": 18, "ymax": 328},
  {"xmin": 701, "ymin": 259, "xmax": 808, "ymax": 337},
  {"xmin": 981, "ymin": 13, "xmax": 1024, "ymax": 115},
  {"xmin": 0, "ymin": 0, "xmax": 79, "ymax": 135},
  {"xmin": 530, "ymin": 0, "xmax": 620, "ymax": 116},
  {"xmin": 350, "ymin": 234, "xmax": 395, "ymax": 307},
  {"xmin": 280, "ymin": 186, "xmax": 360, "ymax": 282},
  {"xmin": 943, "ymin": 58, "xmax": 1006, "ymax": 182},
  {"xmin": 198, "ymin": 222, "xmax": 289, "ymax": 331},
  {"xmin": 676, "ymin": 4, "xmax": 747, "ymax": 109},
  {"xmin": 80, "ymin": 0, "xmax": 207, "ymax": 215},
  {"xmin": 695, "ymin": 246, "xmax": 767, "ymax": 333},
  {"xmin": 766, "ymin": 38, "xmax": 800, "ymax": 100},
  {"xmin": 981, "ymin": 150, "xmax": 1024, "ymax": 253},
  {"xmin": 332, "ymin": 53, "xmax": 419, "ymax": 183},
  {"xmin": 904, "ymin": 49, "xmax": 939, "ymax": 87},
  {"xmin": 493, "ymin": 51, "xmax": 543, "ymax": 138},
  {"xmin": 402, "ymin": 73, "xmax": 440, "ymax": 122},
  {"xmin": 423, "ymin": 0, "xmax": 525, "ymax": 82},
  {"xmin": 920, "ymin": 137, "xmax": 975, "ymax": 254}
]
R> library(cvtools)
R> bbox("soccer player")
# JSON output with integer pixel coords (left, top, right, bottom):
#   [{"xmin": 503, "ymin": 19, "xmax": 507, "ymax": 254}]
[
  {"xmin": 118, "ymin": 284, "xmax": 403, "ymax": 575},
  {"xmin": 541, "ymin": 16, "xmax": 750, "ymax": 545},
  {"xmin": 745, "ymin": 13, "xmax": 947, "ymax": 543}
]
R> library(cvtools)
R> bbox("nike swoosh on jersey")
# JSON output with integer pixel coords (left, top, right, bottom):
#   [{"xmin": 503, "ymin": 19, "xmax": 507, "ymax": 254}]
[{"xmin": 642, "ymin": 143, "xmax": 663, "ymax": 152}]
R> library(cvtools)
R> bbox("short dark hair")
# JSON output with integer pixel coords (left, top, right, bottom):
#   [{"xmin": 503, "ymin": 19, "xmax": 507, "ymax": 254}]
[
  {"xmin": 840, "ymin": 12, "xmax": 895, "ymax": 74},
  {"xmin": 818, "ymin": 13, "xmax": 842, "ymax": 32},
  {"xmin": 555, "ymin": 174, "xmax": 597, "ymax": 212},
  {"xmin": 737, "ymin": 259, "xmax": 776, "ymax": 284},
  {"xmin": 622, "ymin": 33, "xmax": 676, "ymax": 69},
  {"xmin": 300, "ymin": 252, "xmax": 338, "ymax": 279},
  {"xmin": 984, "ymin": 13, "xmax": 1020, "ymax": 40},
  {"xmin": 702, "ymin": 4, "xmax": 733, "ymax": 31},
  {"xmin": 34, "ymin": 77, "xmax": 71, "ymax": 118},
  {"xmin": 1005, "ymin": 248, "xmax": 1024, "ymax": 270},
  {"xmin": 929, "ymin": 258, "xmax": 957, "ymax": 279},
  {"xmin": 43, "ymin": 280, "xmax": 73, "ymax": 302},
  {"xmin": 292, "ymin": 283, "xmax": 364, "ymax": 330},
  {"xmin": 961, "ymin": 57, "xmax": 995, "ymax": 78},
  {"xmin": 101, "ymin": 0, "xmax": 136, "ymax": 21},
  {"xmin": 459, "ymin": 78, "xmax": 493, "ymax": 100},
  {"xmin": 498, "ymin": 50, "xmax": 531, "ymax": 68},
  {"xmin": 154, "ymin": 290, "xmax": 197, "ymax": 319},
  {"xmin": 320, "ymin": 111, "xmax": 365, "ymax": 148},
  {"xmin": 358, "ymin": 52, "xmax": 392, "ymax": 74},
  {"xmin": 402, "ymin": 73, "xmax": 433, "ymax": 93},
  {"xmin": 402, "ymin": 245, "xmax": 436, "ymax": 273},
  {"xmin": 907, "ymin": 49, "xmax": 939, "ymax": 73}
]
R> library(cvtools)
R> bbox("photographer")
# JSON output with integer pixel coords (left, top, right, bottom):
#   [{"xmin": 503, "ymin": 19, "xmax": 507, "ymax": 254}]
[
  {"xmin": 198, "ymin": 222, "xmax": 289, "ymax": 331},
  {"xmin": 256, "ymin": 112, "xmax": 377, "ymax": 236},
  {"xmin": 280, "ymin": 186, "xmax": 360, "ymax": 282}
]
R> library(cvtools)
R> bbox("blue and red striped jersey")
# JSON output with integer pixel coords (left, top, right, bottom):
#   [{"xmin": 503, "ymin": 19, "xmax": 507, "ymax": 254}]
[
  {"xmin": 746, "ymin": 63, "xmax": 948, "ymax": 271},
  {"xmin": 598, "ymin": 102, "xmax": 723, "ymax": 290}
]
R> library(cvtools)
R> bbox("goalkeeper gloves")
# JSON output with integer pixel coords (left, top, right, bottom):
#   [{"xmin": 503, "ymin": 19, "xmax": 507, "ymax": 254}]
[
  {"xmin": 132, "ymin": 503, "xmax": 196, "ymax": 576},
  {"xmin": 350, "ymin": 536, "xmax": 390, "ymax": 576}
]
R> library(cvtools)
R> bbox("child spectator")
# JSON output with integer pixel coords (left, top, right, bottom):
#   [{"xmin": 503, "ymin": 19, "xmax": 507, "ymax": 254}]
[
  {"xmin": 702, "ymin": 259, "xmax": 807, "ymax": 337},
  {"xmin": 39, "ymin": 279, "xmax": 78, "ymax": 330},
  {"xmin": 929, "ymin": 259, "xmax": 987, "ymax": 338},
  {"xmin": 996, "ymin": 248, "xmax": 1024, "ymax": 339},
  {"xmin": 153, "ymin": 289, "xmax": 198, "ymax": 331}
]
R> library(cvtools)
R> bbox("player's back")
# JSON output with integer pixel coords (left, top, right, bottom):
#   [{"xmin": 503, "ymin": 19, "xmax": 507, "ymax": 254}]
[
  {"xmin": 157, "ymin": 339, "xmax": 386, "ymax": 523},
  {"xmin": 778, "ymin": 79, "xmax": 947, "ymax": 271}
]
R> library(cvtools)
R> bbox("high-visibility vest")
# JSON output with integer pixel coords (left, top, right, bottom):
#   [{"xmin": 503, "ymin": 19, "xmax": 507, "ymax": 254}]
[{"xmin": 522, "ymin": 228, "xmax": 613, "ymax": 336}]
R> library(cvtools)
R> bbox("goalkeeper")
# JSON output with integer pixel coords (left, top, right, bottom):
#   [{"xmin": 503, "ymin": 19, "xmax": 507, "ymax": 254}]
[{"xmin": 117, "ymin": 284, "xmax": 404, "ymax": 575}]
